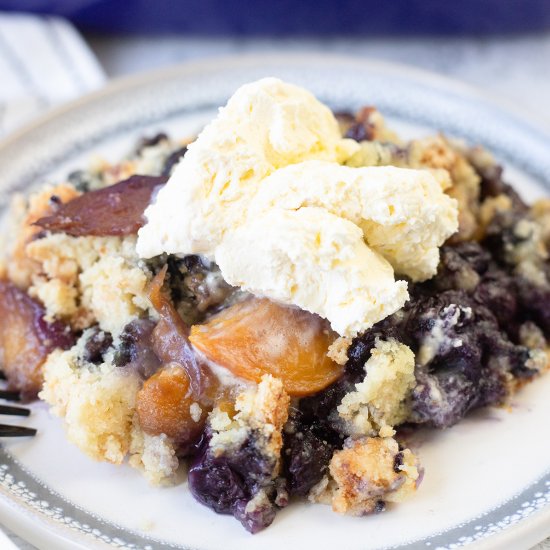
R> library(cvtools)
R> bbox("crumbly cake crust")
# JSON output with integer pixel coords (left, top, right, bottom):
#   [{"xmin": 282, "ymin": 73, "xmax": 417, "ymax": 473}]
[
  {"xmin": 209, "ymin": 374, "xmax": 290, "ymax": 462},
  {"xmin": 6, "ymin": 184, "xmax": 81, "ymax": 289},
  {"xmin": 309, "ymin": 436, "xmax": 419, "ymax": 516},
  {"xmin": 40, "ymin": 330, "xmax": 179, "ymax": 483},
  {"xmin": 40, "ymin": 343, "xmax": 140, "ymax": 464},
  {"xmin": 128, "ymin": 428, "xmax": 178, "ymax": 485},
  {"xmin": 26, "ymin": 234, "xmax": 154, "ymax": 336},
  {"xmin": 327, "ymin": 336, "xmax": 352, "ymax": 365},
  {"xmin": 337, "ymin": 338, "xmax": 415, "ymax": 437}
]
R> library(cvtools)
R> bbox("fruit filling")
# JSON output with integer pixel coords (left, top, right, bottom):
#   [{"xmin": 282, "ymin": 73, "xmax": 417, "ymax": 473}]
[{"xmin": 190, "ymin": 297, "xmax": 344, "ymax": 396}]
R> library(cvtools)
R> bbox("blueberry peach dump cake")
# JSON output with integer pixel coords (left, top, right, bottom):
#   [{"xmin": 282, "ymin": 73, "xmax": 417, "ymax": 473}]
[{"xmin": 0, "ymin": 78, "xmax": 548, "ymax": 533}]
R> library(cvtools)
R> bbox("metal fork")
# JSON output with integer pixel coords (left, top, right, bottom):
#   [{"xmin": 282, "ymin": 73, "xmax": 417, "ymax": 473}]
[{"xmin": 0, "ymin": 372, "xmax": 37, "ymax": 438}]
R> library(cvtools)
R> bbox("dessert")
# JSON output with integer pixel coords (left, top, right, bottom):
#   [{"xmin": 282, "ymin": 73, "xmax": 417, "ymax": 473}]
[{"xmin": 0, "ymin": 78, "xmax": 548, "ymax": 533}]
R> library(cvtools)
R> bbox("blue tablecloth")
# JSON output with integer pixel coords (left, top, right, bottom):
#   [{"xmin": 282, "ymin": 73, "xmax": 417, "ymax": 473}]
[{"xmin": 1, "ymin": 0, "xmax": 550, "ymax": 35}]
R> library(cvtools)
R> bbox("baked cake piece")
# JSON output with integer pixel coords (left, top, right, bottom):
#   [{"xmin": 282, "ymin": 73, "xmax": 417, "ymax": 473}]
[
  {"xmin": 309, "ymin": 436, "xmax": 419, "ymax": 516},
  {"xmin": 0, "ymin": 78, "xmax": 548, "ymax": 534}
]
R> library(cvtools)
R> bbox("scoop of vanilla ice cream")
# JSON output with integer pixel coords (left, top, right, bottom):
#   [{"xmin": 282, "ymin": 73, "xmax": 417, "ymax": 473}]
[
  {"xmin": 137, "ymin": 77, "xmax": 458, "ymax": 336},
  {"xmin": 137, "ymin": 77, "xmax": 359, "ymax": 258},
  {"xmin": 216, "ymin": 207, "xmax": 409, "ymax": 337},
  {"xmin": 251, "ymin": 161, "xmax": 458, "ymax": 281}
]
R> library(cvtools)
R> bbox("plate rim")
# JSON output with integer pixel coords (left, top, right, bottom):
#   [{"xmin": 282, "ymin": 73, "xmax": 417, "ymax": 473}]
[
  {"xmin": 1, "ymin": 52, "xmax": 550, "ymax": 154},
  {"xmin": 0, "ymin": 52, "xmax": 549, "ymax": 550}
]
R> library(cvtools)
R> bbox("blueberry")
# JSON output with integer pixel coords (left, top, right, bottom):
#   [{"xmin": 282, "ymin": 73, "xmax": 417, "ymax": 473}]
[
  {"xmin": 188, "ymin": 432, "xmax": 281, "ymax": 533},
  {"xmin": 345, "ymin": 122, "xmax": 373, "ymax": 142},
  {"xmin": 346, "ymin": 317, "xmax": 406, "ymax": 376},
  {"xmin": 67, "ymin": 169, "xmax": 95, "ymax": 193},
  {"xmin": 409, "ymin": 369, "xmax": 476, "ymax": 428},
  {"xmin": 474, "ymin": 271, "xmax": 518, "ymax": 327},
  {"xmin": 516, "ymin": 276, "xmax": 550, "ymax": 334},
  {"xmin": 82, "ymin": 327, "xmax": 112, "ymax": 364},
  {"xmin": 161, "ymin": 146, "xmax": 188, "ymax": 177},
  {"xmin": 374, "ymin": 500, "xmax": 386, "ymax": 513},
  {"xmin": 283, "ymin": 412, "xmax": 340, "ymax": 497},
  {"xmin": 135, "ymin": 133, "xmax": 169, "ymax": 154},
  {"xmin": 471, "ymin": 157, "xmax": 527, "ymax": 212},
  {"xmin": 482, "ymin": 210, "xmax": 533, "ymax": 266},
  {"xmin": 232, "ymin": 497, "xmax": 276, "ymax": 534},
  {"xmin": 477, "ymin": 163, "xmax": 505, "ymax": 200},
  {"xmin": 433, "ymin": 243, "xmax": 490, "ymax": 292},
  {"xmin": 405, "ymin": 291, "xmax": 478, "ymax": 346},
  {"xmin": 393, "ymin": 452, "xmax": 404, "ymax": 473},
  {"xmin": 189, "ymin": 446, "xmax": 248, "ymax": 514},
  {"xmin": 114, "ymin": 319, "xmax": 161, "ymax": 379},
  {"xmin": 163, "ymin": 255, "xmax": 234, "ymax": 325}
]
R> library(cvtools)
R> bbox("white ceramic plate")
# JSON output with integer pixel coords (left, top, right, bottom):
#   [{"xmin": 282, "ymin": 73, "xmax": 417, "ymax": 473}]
[{"xmin": 0, "ymin": 54, "xmax": 549, "ymax": 550}]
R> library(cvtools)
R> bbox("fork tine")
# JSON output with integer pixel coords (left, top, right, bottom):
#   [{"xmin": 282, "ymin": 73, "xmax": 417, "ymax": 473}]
[
  {"xmin": 0, "ymin": 390, "xmax": 20, "ymax": 401},
  {"xmin": 0, "ymin": 424, "xmax": 36, "ymax": 437},
  {"xmin": 0, "ymin": 404, "xmax": 30, "ymax": 417}
]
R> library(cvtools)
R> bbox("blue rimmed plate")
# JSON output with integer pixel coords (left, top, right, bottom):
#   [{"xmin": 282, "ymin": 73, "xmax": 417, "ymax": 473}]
[{"xmin": 0, "ymin": 54, "xmax": 549, "ymax": 550}]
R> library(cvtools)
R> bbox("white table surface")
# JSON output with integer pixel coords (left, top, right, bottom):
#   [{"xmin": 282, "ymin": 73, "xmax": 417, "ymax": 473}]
[{"xmin": 3, "ymin": 32, "xmax": 550, "ymax": 550}]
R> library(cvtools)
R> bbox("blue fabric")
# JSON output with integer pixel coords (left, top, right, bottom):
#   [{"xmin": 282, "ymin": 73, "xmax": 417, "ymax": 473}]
[{"xmin": 1, "ymin": 0, "xmax": 549, "ymax": 35}]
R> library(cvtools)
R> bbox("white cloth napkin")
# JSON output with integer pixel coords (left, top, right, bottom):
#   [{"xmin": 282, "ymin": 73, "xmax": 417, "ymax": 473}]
[{"xmin": 0, "ymin": 12, "xmax": 105, "ymax": 136}]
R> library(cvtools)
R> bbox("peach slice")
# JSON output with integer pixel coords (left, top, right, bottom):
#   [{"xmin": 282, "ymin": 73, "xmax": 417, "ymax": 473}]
[
  {"xmin": 136, "ymin": 363, "xmax": 207, "ymax": 444},
  {"xmin": 35, "ymin": 175, "xmax": 167, "ymax": 236},
  {"xmin": 149, "ymin": 266, "xmax": 211, "ymax": 399},
  {"xmin": 0, "ymin": 280, "xmax": 74, "ymax": 398},
  {"xmin": 190, "ymin": 298, "xmax": 343, "ymax": 397}
]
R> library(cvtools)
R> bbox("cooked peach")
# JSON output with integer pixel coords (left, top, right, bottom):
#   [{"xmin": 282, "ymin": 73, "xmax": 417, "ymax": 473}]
[
  {"xmin": 149, "ymin": 267, "xmax": 211, "ymax": 399},
  {"xmin": 136, "ymin": 363, "xmax": 207, "ymax": 443},
  {"xmin": 35, "ymin": 175, "xmax": 167, "ymax": 236},
  {"xmin": 0, "ymin": 280, "xmax": 74, "ymax": 398},
  {"xmin": 189, "ymin": 298, "xmax": 344, "ymax": 397}
]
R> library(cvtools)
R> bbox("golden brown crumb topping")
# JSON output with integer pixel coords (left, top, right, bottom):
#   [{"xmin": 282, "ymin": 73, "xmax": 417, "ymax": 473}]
[{"xmin": 310, "ymin": 436, "xmax": 419, "ymax": 516}]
